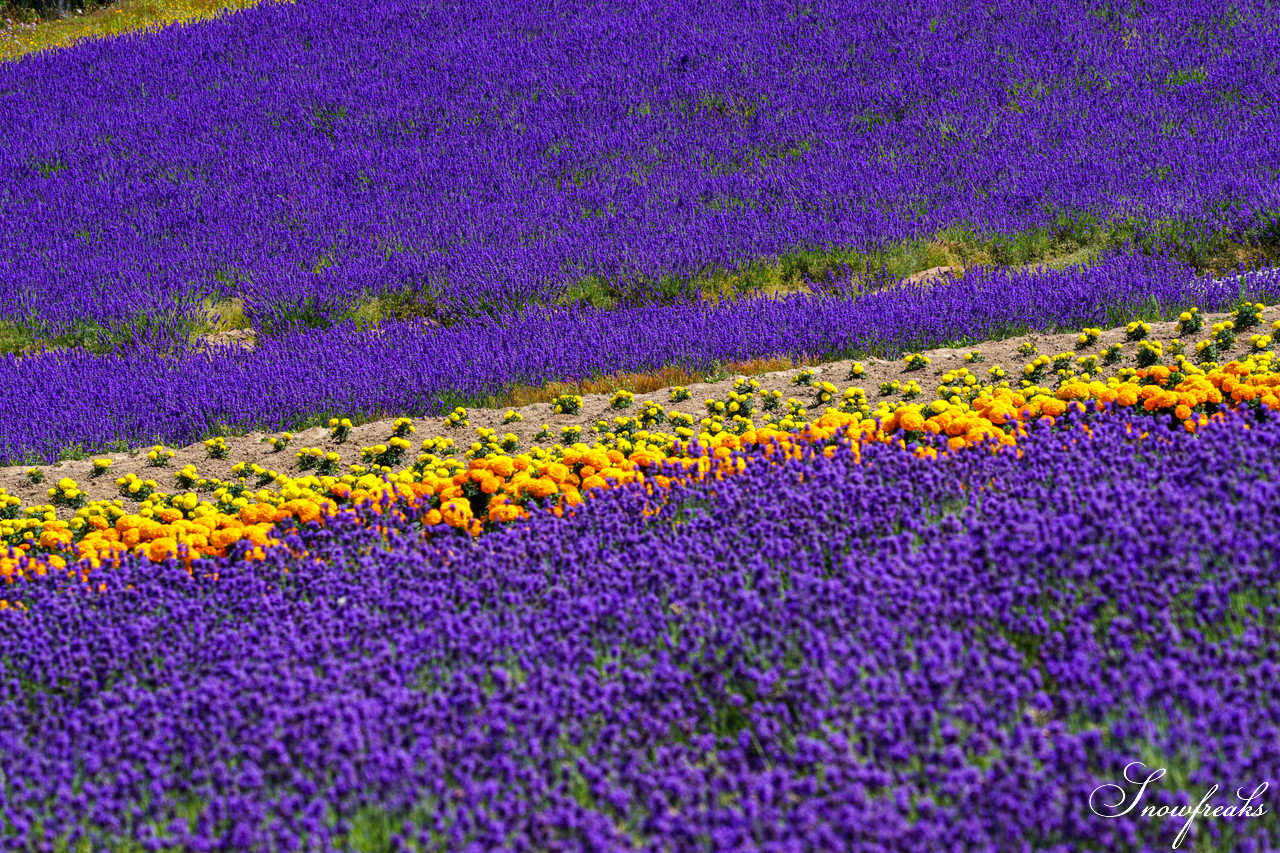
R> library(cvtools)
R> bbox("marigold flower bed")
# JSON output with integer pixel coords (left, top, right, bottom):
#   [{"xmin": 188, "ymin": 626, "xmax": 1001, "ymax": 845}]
[{"xmin": 3, "ymin": 343, "xmax": 1279, "ymax": 588}]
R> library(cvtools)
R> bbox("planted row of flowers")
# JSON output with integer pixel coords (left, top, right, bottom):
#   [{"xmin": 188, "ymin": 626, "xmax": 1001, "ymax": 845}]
[
  {"xmin": 3, "ymin": 316, "xmax": 1278, "ymax": 586},
  {"xmin": 3, "ymin": 254, "xmax": 1279, "ymax": 464}
]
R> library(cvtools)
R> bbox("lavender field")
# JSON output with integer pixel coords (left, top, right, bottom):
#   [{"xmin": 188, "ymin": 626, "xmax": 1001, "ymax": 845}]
[
  {"xmin": 2, "ymin": 0, "xmax": 1279, "ymax": 850},
  {"xmin": 2, "ymin": 0, "xmax": 1279, "ymax": 342}
]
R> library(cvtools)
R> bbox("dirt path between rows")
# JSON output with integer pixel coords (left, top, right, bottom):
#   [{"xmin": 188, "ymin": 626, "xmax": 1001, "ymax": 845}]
[{"xmin": 6, "ymin": 305, "xmax": 1277, "ymax": 513}]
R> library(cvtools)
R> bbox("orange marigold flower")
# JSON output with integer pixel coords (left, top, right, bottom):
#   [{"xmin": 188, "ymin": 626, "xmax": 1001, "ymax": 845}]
[
  {"xmin": 148, "ymin": 537, "xmax": 178, "ymax": 562},
  {"xmin": 485, "ymin": 456, "xmax": 514, "ymax": 479},
  {"xmin": 1040, "ymin": 399, "xmax": 1067, "ymax": 418},
  {"xmin": 897, "ymin": 410, "xmax": 925, "ymax": 432}
]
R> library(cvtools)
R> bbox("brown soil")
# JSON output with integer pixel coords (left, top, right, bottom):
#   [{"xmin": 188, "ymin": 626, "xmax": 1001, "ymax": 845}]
[
  {"xmin": 903, "ymin": 265, "xmax": 962, "ymax": 284},
  {"xmin": 194, "ymin": 328, "xmax": 256, "ymax": 352},
  {"xmin": 5, "ymin": 305, "xmax": 1276, "ymax": 514}
]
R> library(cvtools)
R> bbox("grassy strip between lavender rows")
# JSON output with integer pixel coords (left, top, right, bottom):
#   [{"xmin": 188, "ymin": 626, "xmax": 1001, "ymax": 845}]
[{"xmin": 2, "ymin": 219, "xmax": 1277, "ymax": 357}]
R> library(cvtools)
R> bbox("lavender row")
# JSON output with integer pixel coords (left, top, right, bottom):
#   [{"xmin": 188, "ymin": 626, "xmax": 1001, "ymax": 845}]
[
  {"xmin": 2, "ymin": 0, "xmax": 1280, "ymax": 338},
  {"xmin": 1, "ymin": 408, "xmax": 1277, "ymax": 849},
  {"xmin": 4, "ymin": 254, "xmax": 1278, "ymax": 463}
]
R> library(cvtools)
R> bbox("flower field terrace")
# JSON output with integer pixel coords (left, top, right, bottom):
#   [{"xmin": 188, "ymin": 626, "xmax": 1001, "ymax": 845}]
[
  {"xmin": 0, "ymin": 402, "xmax": 1278, "ymax": 849},
  {"xmin": 3, "ymin": 294, "xmax": 1280, "ymax": 579},
  {"xmin": 3, "ymin": 254, "xmax": 1280, "ymax": 466},
  {"xmin": 1, "ymin": 0, "xmax": 1280, "ymax": 347}
]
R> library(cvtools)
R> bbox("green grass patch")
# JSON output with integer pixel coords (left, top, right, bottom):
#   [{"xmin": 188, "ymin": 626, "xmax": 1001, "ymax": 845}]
[
  {"xmin": 0, "ymin": 306, "xmax": 205, "ymax": 356},
  {"xmin": 3, "ymin": 212, "xmax": 1279, "ymax": 356},
  {"xmin": 538, "ymin": 215, "xmax": 1277, "ymax": 314},
  {"xmin": 280, "ymin": 212, "xmax": 1278, "ymax": 332},
  {"xmin": 0, "ymin": 318, "xmax": 150, "ymax": 356},
  {"xmin": 189, "ymin": 298, "xmax": 251, "ymax": 337},
  {"xmin": 349, "ymin": 288, "xmax": 442, "ymax": 330}
]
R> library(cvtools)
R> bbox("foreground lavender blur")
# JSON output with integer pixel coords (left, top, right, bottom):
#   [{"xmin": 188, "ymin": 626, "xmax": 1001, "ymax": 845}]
[
  {"xmin": 2, "ymin": 0, "xmax": 1280, "ymax": 339},
  {"xmin": 0, "ymin": 407, "xmax": 1275, "ymax": 851},
  {"xmin": 4, "ymin": 254, "xmax": 1277, "ymax": 463}
]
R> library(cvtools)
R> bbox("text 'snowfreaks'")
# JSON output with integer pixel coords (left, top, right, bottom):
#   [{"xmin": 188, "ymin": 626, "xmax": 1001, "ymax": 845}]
[{"xmin": 1090, "ymin": 761, "xmax": 1268, "ymax": 849}]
